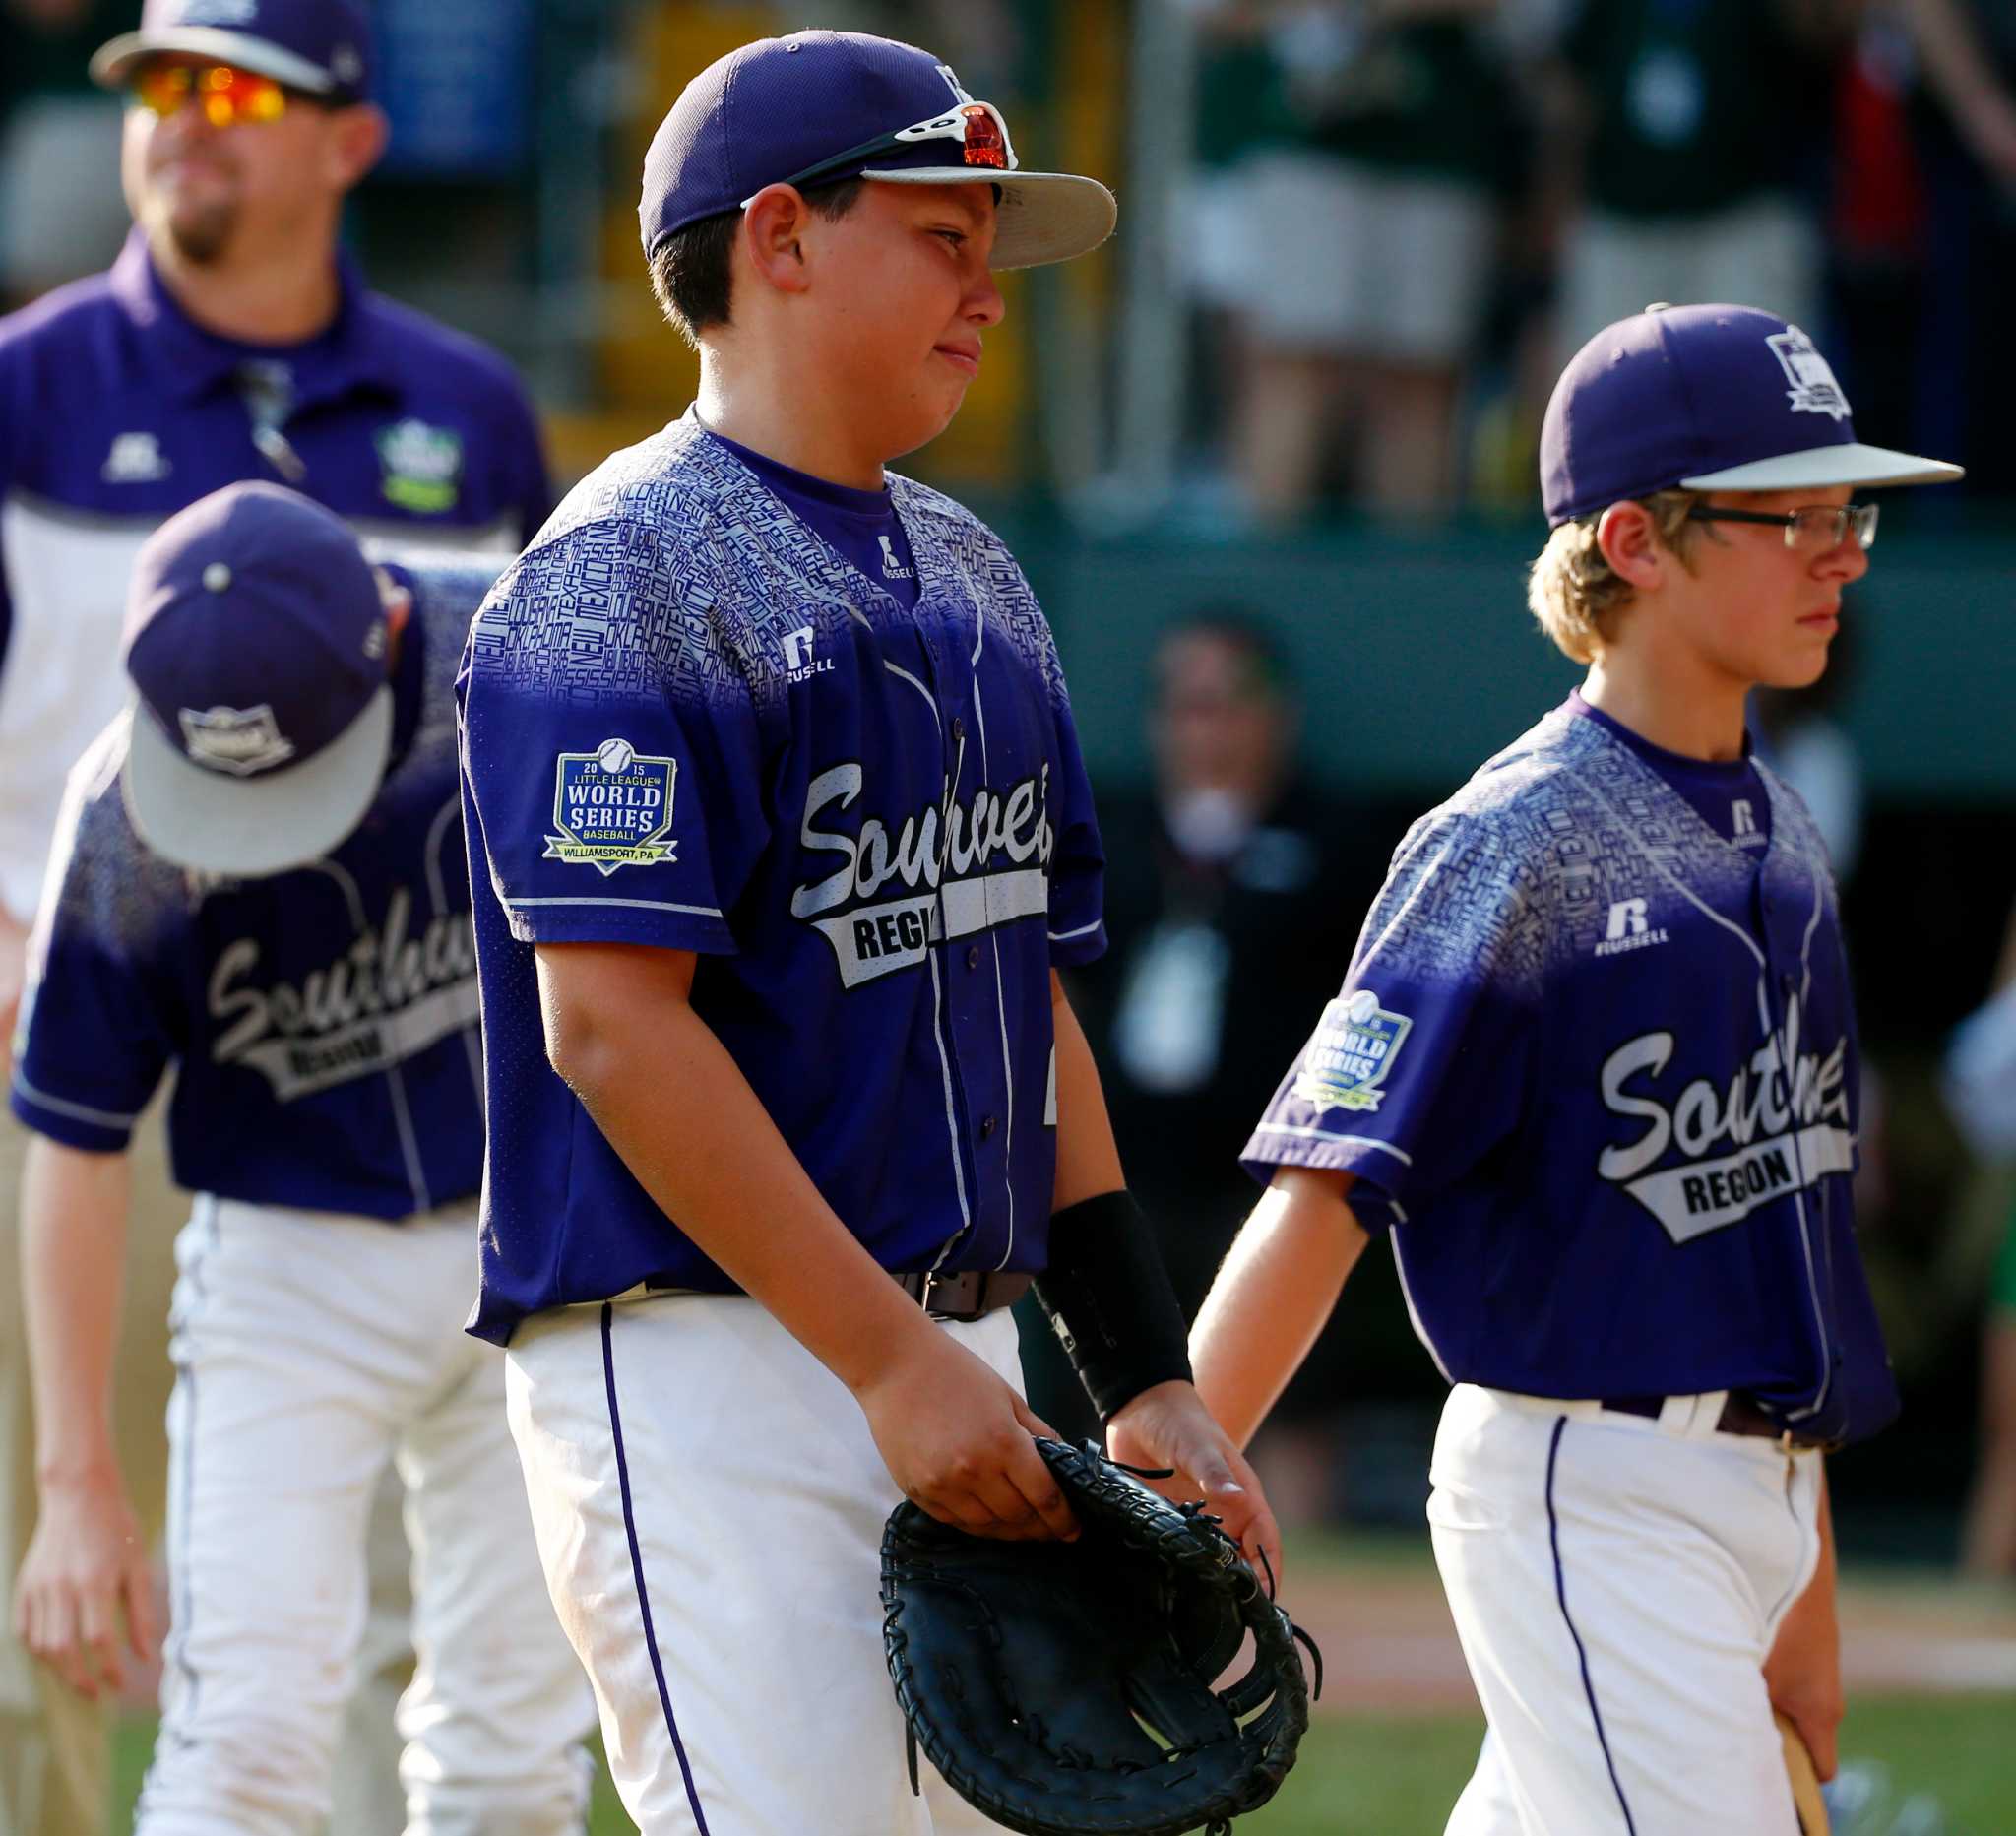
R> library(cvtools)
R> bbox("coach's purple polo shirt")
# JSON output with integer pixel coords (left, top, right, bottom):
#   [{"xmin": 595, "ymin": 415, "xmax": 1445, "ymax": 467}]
[{"xmin": 0, "ymin": 229, "xmax": 551, "ymax": 922}]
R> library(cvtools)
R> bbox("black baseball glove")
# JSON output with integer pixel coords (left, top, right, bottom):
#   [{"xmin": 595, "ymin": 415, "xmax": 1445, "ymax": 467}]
[{"xmin": 880, "ymin": 1438, "xmax": 1321, "ymax": 1836}]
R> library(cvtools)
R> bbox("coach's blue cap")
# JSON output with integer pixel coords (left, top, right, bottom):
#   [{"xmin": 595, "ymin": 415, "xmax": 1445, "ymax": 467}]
[
  {"xmin": 1542, "ymin": 303, "xmax": 1962, "ymax": 526},
  {"xmin": 121, "ymin": 483, "xmax": 392, "ymax": 876},
  {"xmin": 92, "ymin": 0, "xmax": 373, "ymax": 105},
  {"xmin": 639, "ymin": 31, "xmax": 1116, "ymax": 272}
]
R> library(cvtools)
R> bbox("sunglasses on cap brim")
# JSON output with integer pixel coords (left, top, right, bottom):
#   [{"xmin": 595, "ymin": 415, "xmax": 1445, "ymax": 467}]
[
  {"xmin": 741, "ymin": 101, "xmax": 1017, "ymax": 207},
  {"xmin": 130, "ymin": 60, "xmax": 326, "ymax": 128}
]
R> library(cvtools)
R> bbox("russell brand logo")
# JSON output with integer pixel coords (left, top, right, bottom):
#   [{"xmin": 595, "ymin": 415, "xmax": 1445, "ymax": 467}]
[{"xmin": 1596, "ymin": 897, "xmax": 1670, "ymax": 958}]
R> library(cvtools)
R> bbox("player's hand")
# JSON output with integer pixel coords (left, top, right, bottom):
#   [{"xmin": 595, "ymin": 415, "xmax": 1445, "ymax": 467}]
[
  {"xmin": 1763, "ymin": 1565, "xmax": 1844, "ymax": 1781},
  {"xmin": 12, "ymin": 1474, "xmax": 158, "ymax": 1700},
  {"xmin": 1105, "ymin": 1380, "xmax": 1285, "ymax": 1590},
  {"xmin": 856, "ymin": 1332, "xmax": 1081, "ymax": 1543}
]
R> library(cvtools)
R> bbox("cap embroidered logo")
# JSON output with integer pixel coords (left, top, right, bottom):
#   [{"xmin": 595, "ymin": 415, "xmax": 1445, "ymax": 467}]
[
  {"xmin": 178, "ymin": 704, "xmax": 296, "ymax": 776},
  {"xmin": 1766, "ymin": 327, "xmax": 1852, "ymax": 422}
]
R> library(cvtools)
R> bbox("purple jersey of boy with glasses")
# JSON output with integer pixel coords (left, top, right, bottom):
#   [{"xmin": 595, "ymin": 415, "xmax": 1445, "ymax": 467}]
[{"xmin": 1173, "ymin": 305, "xmax": 1961, "ymax": 1836}]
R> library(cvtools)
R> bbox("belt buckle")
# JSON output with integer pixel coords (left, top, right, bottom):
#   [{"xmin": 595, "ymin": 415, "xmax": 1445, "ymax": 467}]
[{"xmin": 922, "ymin": 1270, "xmax": 985, "ymax": 1321}]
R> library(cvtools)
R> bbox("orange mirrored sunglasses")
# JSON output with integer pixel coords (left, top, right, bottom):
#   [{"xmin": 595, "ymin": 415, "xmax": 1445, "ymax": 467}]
[{"xmin": 131, "ymin": 62, "xmax": 296, "ymax": 128}]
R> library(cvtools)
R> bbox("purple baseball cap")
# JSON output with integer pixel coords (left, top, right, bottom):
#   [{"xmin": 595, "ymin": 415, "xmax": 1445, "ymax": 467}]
[
  {"xmin": 121, "ymin": 483, "xmax": 393, "ymax": 876},
  {"xmin": 1542, "ymin": 303, "xmax": 1961, "ymax": 526},
  {"xmin": 640, "ymin": 31, "xmax": 1116, "ymax": 273},
  {"xmin": 92, "ymin": 0, "xmax": 372, "ymax": 105}
]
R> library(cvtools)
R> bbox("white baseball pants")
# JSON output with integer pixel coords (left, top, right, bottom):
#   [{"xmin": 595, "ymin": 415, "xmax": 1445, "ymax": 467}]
[
  {"xmin": 1429, "ymin": 1384, "xmax": 1825, "ymax": 1836},
  {"xmin": 136, "ymin": 1197, "xmax": 595, "ymax": 1835},
  {"xmin": 505, "ymin": 1292, "xmax": 1024, "ymax": 1836}
]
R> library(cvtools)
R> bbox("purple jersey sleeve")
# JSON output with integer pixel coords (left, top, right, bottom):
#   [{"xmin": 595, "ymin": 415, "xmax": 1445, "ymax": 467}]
[
  {"xmin": 1241, "ymin": 810, "xmax": 1543, "ymax": 1228},
  {"xmin": 459, "ymin": 520, "xmax": 771, "ymax": 954},
  {"xmin": 9, "ymin": 733, "xmax": 180, "ymax": 1153}
]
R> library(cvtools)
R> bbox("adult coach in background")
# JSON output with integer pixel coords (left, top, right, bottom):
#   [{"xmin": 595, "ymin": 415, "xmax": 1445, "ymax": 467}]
[
  {"xmin": 11, "ymin": 483, "xmax": 592, "ymax": 1834},
  {"xmin": 459, "ymin": 32, "xmax": 1277, "ymax": 1832},
  {"xmin": 1165, "ymin": 305, "xmax": 1959, "ymax": 1834},
  {"xmin": 0, "ymin": 4, "xmax": 549, "ymax": 1827}
]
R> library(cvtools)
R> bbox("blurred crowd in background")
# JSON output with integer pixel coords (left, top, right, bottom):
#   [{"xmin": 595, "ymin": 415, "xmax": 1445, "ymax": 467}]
[{"xmin": 3, "ymin": 0, "xmax": 2014, "ymax": 1570}]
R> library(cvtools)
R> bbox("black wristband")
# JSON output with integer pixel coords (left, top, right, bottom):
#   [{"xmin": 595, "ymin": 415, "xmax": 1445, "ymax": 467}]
[{"xmin": 1033, "ymin": 1189, "xmax": 1193, "ymax": 1423}]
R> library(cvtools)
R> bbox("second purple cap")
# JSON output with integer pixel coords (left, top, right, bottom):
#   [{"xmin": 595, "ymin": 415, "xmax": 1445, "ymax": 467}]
[
  {"xmin": 1542, "ymin": 303, "xmax": 1961, "ymax": 527},
  {"xmin": 121, "ymin": 482, "xmax": 393, "ymax": 877}
]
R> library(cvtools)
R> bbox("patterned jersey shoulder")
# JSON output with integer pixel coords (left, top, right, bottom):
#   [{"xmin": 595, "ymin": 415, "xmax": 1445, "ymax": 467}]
[
  {"xmin": 1752, "ymin": 753, "xmax": 1835, "ymax": 879},
  {"xmin": 887, "ymin": 470, "xmax": 1068, "ymax": 704},
  {"xmin": 1461, "ymin": 704, "xmax": 1766, "ymax": 956},
  {"xmin": 470, "ymin": 423, "xmax": 913, "ymax": 720},
  {"xmin": 36, "ymin": 713, "xmax": 193, "ymax": 961},
  {"xmin": 383, "ymin": 556, "xmax": 503, "ymax": 786}
]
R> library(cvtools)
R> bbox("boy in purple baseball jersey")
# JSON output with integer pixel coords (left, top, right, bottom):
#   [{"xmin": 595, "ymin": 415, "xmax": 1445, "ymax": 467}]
[
  {"xmin": 11, "ymin": 484, "xmax": 593, "ymax": 1834},
  {"xmin": 458, "ymin": 32, "xmax": 1278, "ymax": 1832},
  {"xmin": 0, "ymin": 7, "xmax": 550, "ymax": 1824},
  {"xmin": 1159, "ymin": 306, "xmax": 1960, "ymax": 1834}
]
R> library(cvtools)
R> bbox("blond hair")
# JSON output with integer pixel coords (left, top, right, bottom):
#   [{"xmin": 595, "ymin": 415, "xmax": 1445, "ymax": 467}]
[{"xmin": 1526, "ymin": 490, "xmax": 1704, "ymax": 664}]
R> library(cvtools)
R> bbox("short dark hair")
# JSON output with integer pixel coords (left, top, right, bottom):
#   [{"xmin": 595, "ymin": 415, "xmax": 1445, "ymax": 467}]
[{"xmin": 648, "ymin": 177, "xmax": 866, "ymax": 348}]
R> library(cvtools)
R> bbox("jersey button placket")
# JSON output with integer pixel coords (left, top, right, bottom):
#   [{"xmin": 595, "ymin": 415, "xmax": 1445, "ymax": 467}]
[
  {"xmin": 966, "ymin": 945, "xmax": 980, "ymax": 970},
  {"xmin": 979, "ymin": 1114, "xmax": 997, "ymax": 1141}
]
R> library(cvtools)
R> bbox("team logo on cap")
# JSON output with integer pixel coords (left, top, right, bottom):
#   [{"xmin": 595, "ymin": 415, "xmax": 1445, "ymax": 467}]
[
  {"xmin": 375, "ymin": 419, "xmax": 464, "ymax": 516},
  {"xmin": 1767, "ymin": 327, "xmax": 1852, "ymax": 422},
  {"xmin": 1292, "ymin": 989, "xmax": 1413, "ymax": 1113},
  {"xmin": 543, "ymin": 737, "xmax": 678, "ymax": 874},
  {"xmin": 178, "ymin": 704, "xmax": 294, "ymax": 777}
]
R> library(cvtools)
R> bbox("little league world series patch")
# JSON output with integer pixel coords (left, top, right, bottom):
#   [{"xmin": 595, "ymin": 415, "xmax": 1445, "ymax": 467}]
[
  {"xmin": 544, "ymin": 737, "xmax": 678, "ymax": 874},
  {"xmin": 1293, "ymin": 989, "xmax": 1413, "ymax": 1112}
]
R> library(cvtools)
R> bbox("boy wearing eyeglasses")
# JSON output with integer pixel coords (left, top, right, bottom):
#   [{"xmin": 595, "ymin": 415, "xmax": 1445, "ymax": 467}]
[
  {"xmin": 0, "ymin": 4, "xmax": 551, "ymax": 1830},
  {"xmin": 458, "ymin": 31, "xmax": 1276, "ymax": 1832},
  {"xmin": 1150, "ymin": 304, "xmax": 1960, "ymax": 1834}
]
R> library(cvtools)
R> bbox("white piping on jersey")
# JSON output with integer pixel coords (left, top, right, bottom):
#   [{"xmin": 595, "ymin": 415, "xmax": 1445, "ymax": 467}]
[
  {"xmin": 425, "ymin": 792, "xmax": 485, "ymax": 1114},
  {"xmin": 1584, "ymin": 752, "xmax": 1835, "ymax": 1422},
  {"xmin": 384, "ymin": 1055, "xmax": 432, "ymax": 1215},
  {"xmin": 1798, "ymin": 853, "xmax": 1825, "ymax": 1009},
  {"xmin": 1248, "ymin": 1122, "xmax": 1416, "ymax": 1167},
  {"xmin": 508, "ymin": 895, "xmax": 724, "ymax": 918},
  {"xmin": 1047, "ymin": 918, "xmax": 1101, "ymax": 944},
  {"xmin": 969, "ymin": 604, "xmax": 1019, "ymax": 1274},
  {"xmin": 1389, "ymin": 1234, "xmax": 1454, "ymax": 1384},
  {"xmin": 10, "ymin": 1071, "xmax": 141, "ymax": 1131},
  {"xmin": 924, "ymin": 945, "xmax": 973, "ymax": 1269},
  {"xmin": 299, "ymin": 857, "xmax": 431, "ymax": 1213},
  {"xmin": 881, "ymin": 655, "xmax": 974, "ymax": 1267},
  {"xmin": 882, "ymin": 660, "xmax": 936, "ymax": 716},
  {"xmin": 1784, "ymin": 850, "xmax": 1837, "ymax": 1424}
]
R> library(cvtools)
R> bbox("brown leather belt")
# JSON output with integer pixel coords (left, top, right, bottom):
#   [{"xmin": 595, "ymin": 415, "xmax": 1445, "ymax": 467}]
[
  {"xmin": 1601, "ymin": 1392, "xmax": 1838, "ymax": 1452},
  {"xmin": 894, "ymin": 1268, "xmax": 1033, "ymax": 1321}
]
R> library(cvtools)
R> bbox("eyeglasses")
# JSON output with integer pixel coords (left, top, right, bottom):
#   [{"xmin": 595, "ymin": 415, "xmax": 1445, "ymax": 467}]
[
  {"xmin": 1686, "ymin": 502, "xmax": 1880, "ymax": 553},
  {"xmin": 131, "ymin": 62, "xmax": 303, "ymax": 128},
  {"xmin": 745, "ymin": 100, "xmax": 1017, "ymax": 205}
]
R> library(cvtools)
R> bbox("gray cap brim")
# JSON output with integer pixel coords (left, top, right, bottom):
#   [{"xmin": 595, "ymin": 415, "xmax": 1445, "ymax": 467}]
[
  {"xmin": 862, "ymin": 167, "xmax": 1116, "ymax": 270},
  {"xmin": 91, "ymin": 29, "xmax": 341, "ymax": 95},
  {"xmin": 1681, "ymin": 441, "xmax": 1964, "ymax": 493},
  {"xmin": 122, "ymin": 686, "xmax": 393, "ymax": 876}
]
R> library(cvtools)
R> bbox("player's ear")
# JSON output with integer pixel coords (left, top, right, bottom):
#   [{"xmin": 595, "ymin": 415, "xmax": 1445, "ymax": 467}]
[
  {"xmin": 1596, "ymin": 500, "xmax": 1666, "ymax": 592},
  {"xmin": 741, "ymin": 184, "xmax": 816, "ymax": 298},
  {"xmin": 326, "ymin": 102, "xmax": 388, "ymax": 192},
  {"xmin": 372, "ymin": 566, "xmax": 413, "ymax": 654}
]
